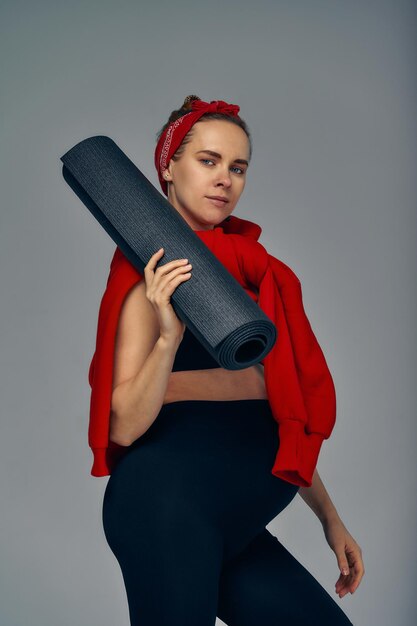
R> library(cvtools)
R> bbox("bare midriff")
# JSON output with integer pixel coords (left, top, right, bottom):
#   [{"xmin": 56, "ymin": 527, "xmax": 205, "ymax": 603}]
[{"xmin": 163, "ymin": 363, "xmax": 267, "ymax": 404}]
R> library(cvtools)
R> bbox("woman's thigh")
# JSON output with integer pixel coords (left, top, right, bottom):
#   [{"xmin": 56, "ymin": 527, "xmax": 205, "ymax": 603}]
[
  {"xmin": 217, "ymin": 528, "xmax": 354, "ymax": 626},
  {"xmin": 103, "ymin": 479, "xmax": 224, "ymax": 626}
]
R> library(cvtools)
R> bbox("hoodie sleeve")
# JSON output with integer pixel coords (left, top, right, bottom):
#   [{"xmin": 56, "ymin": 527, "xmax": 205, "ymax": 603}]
[
  {"xmin": 264, "ymin": 254, "xmax": 337, "ymax": 487},
  {"xmin": 268, "ymin": 254, "xmax": 337, "ymax": 437},
  {"xmin": 87, "ymin": 247, "xmax": 143, "ymax": 476}
]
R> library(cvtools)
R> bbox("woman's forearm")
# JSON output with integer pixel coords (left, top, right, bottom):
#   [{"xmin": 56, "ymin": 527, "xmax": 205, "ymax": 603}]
[
  {"xmin": 298, "ymin": 468, "xmax": 341, "ymax": 525},
  {"xmin": 110, "ymin": 335, "xmax": 181, "ymax": 446}
]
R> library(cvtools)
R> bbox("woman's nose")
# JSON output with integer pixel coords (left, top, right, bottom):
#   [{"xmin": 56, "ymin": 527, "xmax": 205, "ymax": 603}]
[{"xmin": 215, "ymin": 171, "xmax": 232, "ymax": 187}]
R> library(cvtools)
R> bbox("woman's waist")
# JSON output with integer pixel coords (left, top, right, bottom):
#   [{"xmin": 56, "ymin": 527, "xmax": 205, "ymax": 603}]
[{"xmin": 164, "ymin": 364, "xmax": 267, "ymax": 404}]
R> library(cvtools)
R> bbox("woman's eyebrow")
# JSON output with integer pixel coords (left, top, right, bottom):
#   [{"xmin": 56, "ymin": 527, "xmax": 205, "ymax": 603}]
[{"xmin": 195, "ymin": 149, "xmax": 248, "ymax": 166}]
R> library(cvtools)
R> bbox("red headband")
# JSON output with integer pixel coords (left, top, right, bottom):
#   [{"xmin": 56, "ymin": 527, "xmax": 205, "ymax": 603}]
[{"xmin": 154, "ymin": 99, "xmax": 241, "ymax": 196}]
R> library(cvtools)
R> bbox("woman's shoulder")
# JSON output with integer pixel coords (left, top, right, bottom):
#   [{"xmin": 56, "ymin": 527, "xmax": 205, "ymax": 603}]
[{"xmin": 107, "ymin": 246, "xmax": 143, "ymax": 285}]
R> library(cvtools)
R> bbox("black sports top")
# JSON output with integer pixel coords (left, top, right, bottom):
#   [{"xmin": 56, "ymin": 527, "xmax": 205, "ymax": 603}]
[{"xmin": 172, "ymin": 327, "xmax": 220, "ymax": 372}]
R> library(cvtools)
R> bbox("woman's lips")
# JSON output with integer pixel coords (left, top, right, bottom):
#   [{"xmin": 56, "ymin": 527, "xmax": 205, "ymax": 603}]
[{"xmin": 206, "ymin": 196, "xmax": 229, "ymax": 207}]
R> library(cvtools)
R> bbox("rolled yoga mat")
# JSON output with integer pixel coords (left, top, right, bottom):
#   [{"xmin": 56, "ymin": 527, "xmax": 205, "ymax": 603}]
[{"xmin": 60, "ymin": 135, "xmax": 277, "ymax": 370}]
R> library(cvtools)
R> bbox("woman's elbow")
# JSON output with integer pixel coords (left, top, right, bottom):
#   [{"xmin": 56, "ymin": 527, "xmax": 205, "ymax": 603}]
[{"xmin": 109, "ymin": 409, "xmax": 133, "ymax": 447}]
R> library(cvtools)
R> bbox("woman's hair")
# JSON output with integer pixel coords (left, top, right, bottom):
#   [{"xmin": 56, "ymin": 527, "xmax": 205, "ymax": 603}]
[{"xmin": 155, "ymin": 94, "xmax": 253, "ymax": 164}]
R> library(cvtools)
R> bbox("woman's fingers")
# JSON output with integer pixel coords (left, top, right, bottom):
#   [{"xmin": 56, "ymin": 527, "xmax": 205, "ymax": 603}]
[
  {"xmin": 142, "ymin": 247, "xmax": 192, "ymax": 340},
  {"xmin": 146, "ymin": 248, "xmax": 191, "ymax": 278},
  {"xmin": 335, "ymin": 545, "xmax": 364, "ymax": 597},
  {"xmin": 144, "ymin": 247, "xmax": 165, "ymax": 273}
]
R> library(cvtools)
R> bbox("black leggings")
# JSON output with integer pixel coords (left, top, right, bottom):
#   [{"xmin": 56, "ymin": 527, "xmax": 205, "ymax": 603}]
[{"xmin": 102, "ymin": 399, "xmax": 354, "ymax": 625}]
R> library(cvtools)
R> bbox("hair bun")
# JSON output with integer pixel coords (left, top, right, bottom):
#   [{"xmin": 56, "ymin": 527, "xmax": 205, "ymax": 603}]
[{"xmin": 182, "ymin": 95, "xmax": 201, "ymax": 110}]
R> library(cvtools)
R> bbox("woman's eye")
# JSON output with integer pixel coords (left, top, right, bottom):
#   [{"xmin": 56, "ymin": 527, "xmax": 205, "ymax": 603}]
[{"xmin": 200, "ymin": 159, "xmax": 245, "ymax": 175}]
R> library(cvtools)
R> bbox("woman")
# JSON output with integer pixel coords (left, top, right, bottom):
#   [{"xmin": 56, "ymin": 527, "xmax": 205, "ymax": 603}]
[{"xmin": 95, "ymin": 96, "xmax": 364, "ymax": 625}]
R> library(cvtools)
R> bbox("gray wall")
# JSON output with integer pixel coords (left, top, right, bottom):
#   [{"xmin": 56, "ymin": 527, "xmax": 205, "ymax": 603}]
[{"xmin": 1, "ymin": 1, "xmax": 415, "ymax": 624}]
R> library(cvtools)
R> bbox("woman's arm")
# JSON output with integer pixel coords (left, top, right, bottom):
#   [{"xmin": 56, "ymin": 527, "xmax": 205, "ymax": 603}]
[
  {"xmin": 109, "ymin": 280, "xmax": 182, "ymax": 447},
  {"xmin": 298, "ymin": 467, "xmax": 339, "ymax": 524},
  {"xmin": 298, "ymin": 468, "xmax": 365, "ymax": 597}
]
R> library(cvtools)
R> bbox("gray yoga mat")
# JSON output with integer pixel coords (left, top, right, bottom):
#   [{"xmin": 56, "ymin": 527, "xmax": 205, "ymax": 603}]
[{"xmin": 60, "ymin": 135, "xmax": 277, "ymax": 370}]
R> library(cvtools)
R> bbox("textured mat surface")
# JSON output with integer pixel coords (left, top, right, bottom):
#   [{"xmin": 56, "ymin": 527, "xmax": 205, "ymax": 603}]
[{"xmin": 60, "ymin": 135, "xmax": 276, "ymax": 369}]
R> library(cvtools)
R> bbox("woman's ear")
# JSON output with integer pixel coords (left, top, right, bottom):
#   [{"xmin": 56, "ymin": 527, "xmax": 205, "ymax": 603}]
[{"xmin": 162, "ymin": 168, "xmax": 172, "ymax": 182}]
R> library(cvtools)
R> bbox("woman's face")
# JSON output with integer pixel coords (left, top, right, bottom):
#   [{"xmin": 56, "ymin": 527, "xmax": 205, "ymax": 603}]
[{"xmin": 162, "ymin": 119, "xmax": 250, "ymax": 231}]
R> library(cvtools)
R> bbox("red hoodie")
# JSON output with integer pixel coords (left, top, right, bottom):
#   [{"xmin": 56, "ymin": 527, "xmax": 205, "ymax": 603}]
[{"xmin": 87, "ymin": 215, "xmax": 337, "ymax": 487}]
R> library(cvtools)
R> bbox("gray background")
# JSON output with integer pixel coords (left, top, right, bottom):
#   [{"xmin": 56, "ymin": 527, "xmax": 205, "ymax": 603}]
[{"xmin": 1, "ymin": 1, "xmax": 416, "ymax": 624}]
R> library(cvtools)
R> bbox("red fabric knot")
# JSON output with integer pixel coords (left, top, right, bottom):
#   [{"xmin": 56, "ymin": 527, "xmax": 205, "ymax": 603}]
[{"xmin": 190, "ymin": 99, "xmax": 240, "ymax": 116}]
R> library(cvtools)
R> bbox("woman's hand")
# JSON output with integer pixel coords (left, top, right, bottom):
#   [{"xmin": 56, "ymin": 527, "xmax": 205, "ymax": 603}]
[
  {"xmin": 144, "ymin": 247, "xmax": 192, "ymax": 342},
  {"xmin": 322, "ymin": 514, "xmax": 365, "ymax": 598}
]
